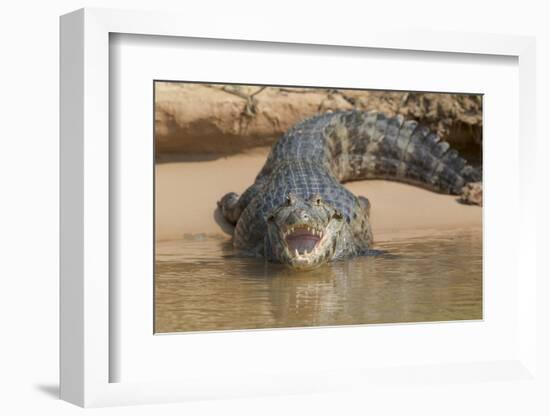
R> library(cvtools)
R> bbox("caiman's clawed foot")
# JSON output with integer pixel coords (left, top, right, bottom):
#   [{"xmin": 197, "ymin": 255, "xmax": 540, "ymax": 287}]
[
  {"xmin": 459, "ymin": 182, "xmax": 483, "ymax": 206},
  {"xmin": 218, "ymin": 192, "xmax": 242, "ymax": 224}
]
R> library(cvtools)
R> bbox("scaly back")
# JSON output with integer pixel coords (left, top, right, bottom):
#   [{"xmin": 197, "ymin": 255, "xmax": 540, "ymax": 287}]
[{"xmin": 258, "ymin": 110, "xmax": 481, "ymax": 194}]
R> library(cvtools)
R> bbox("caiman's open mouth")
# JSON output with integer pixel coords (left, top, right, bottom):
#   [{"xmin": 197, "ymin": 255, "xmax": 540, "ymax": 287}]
[{"xmin": 283, "ymin": 224, "xmax": 323, "ymax": 256}]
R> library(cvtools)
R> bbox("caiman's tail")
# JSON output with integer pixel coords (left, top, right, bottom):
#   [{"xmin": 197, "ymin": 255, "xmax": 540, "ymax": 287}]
[{"xmin": 324, "ymin": 110, "xmax": 481, "ymax": 195}]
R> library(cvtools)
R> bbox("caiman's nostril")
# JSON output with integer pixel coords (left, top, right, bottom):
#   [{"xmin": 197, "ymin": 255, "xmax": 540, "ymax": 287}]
[{"xmin": 300, "ymin": 211, "xmax": 309, "ymax": 221}]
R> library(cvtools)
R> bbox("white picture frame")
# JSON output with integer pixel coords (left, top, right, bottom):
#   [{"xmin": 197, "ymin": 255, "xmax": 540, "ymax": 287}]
[{"xmin": 60, "ymin": 7, "xmax": 538, "ymax": 408}]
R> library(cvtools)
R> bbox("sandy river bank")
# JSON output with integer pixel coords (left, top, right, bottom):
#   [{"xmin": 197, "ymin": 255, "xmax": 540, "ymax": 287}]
[{"xmin": 155, "ymin": 148, "xmax": 482, "ymax": 243}]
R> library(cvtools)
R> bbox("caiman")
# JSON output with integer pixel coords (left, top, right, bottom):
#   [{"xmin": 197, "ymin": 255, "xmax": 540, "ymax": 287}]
[{"xmin": 218, "ymin": 110, "xmax": 481, "ymax": 270}]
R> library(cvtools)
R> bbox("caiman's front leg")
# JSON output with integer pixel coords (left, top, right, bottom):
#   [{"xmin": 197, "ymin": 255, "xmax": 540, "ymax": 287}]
[
  {"xmin": 353, "ymin": 195, "xmax": 373, "ymax": 250},
  {"xmin": 217, "ymin": 192, "xmax": 242, "ymax": 225},
  {"xmin": 357, "ymin": 196, "xmax": 371, "ymax": 218},
  {"xmin": 218, "ymin": 180, "xmax": 265, "ymax": 226}
]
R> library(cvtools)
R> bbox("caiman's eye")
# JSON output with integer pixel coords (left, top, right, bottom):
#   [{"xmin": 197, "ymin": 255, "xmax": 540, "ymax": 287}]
[
  {"xmin": 286, "ymin": 193, "xmax": 296, "ymax": 206},
  {"xmin": 311, "ymin": 194, "xmax": 323, "ymax": 205}
]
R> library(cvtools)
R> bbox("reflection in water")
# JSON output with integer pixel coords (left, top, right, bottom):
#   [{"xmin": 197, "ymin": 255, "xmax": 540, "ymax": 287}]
[{"xmin": 155, "ymin": 229, "xmax": 482, "ymax": 333}]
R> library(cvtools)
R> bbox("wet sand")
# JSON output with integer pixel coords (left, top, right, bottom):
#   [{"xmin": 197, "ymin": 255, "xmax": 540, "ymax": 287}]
[{"xmin": 155, "ymin": 148, "xmax": 482, "ymax": 242}]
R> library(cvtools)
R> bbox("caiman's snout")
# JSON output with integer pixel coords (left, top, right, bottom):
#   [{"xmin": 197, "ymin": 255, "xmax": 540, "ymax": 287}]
[
  {"xmin": 297, "ymin": 210, "xmax": 309, "ymax": 222},
  {"xmin": 266, "ymin": 193, "xmax": 345, "ymax": 270}
]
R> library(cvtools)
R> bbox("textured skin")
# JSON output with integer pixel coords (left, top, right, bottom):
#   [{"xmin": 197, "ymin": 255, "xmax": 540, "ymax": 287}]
[{"xmin": 218, "ymin": 110, "xmax": 481, "ymax": 267}]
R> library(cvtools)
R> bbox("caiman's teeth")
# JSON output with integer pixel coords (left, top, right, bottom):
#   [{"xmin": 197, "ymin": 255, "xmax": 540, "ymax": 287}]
[{"xmin": 295, "ymin": 249, "xmax": 299, "ymax": 256}]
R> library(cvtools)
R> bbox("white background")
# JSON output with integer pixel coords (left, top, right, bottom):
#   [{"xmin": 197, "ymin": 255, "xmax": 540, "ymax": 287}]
[
  {"xmin": 1, "ymin": 1, "xmax": 548, "ymax": 415},
  {"xmin": 112, "ymin": 34, "xmax": 519, "ymax": 383}
]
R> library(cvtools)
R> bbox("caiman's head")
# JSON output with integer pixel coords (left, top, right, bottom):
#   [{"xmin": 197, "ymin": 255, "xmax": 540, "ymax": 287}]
[{"xmin": 266, "ymin": 193, "xmax": 346, "ymax": 270}]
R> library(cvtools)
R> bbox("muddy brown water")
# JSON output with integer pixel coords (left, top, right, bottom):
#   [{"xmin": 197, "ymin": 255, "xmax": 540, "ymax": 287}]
[{"xmin": 154, "ymin": 228, "xmax": 482, "ymax": 333}]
